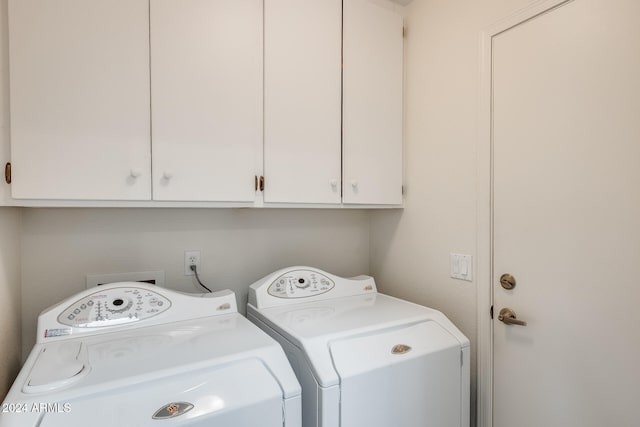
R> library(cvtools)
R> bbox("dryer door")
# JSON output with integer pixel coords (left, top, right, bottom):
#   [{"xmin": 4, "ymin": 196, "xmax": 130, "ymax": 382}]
[{"xmin": 329, "ymin": 321, "xmax": 462, "ymax": 427}]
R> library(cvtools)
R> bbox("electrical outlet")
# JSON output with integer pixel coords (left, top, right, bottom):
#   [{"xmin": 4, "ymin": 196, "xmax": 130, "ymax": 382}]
[{"xmin": 184, "ymin": 250, "xmax": 201, "ymax": 276}]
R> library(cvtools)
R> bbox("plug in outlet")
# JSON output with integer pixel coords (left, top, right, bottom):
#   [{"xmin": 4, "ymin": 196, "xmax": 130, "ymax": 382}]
[{"xmin": 184, "ymin": 250, "xmax": 201, "ymax": 276}]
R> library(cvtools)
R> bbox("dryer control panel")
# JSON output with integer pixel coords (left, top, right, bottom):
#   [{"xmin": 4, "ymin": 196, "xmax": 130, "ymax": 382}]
[
  {"xmin": 249, "ymin": 266, "xmax": 377, "ymax": 309},
  {"xmin": 267, "ymin": 269, "xmax": 335, "ymax": 298},
  {"xmin": 58, "ymin": 286, "xmax": 171, "ymax": 328}
]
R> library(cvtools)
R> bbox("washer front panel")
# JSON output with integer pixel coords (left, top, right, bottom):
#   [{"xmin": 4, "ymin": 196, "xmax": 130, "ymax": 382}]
[
  {"xmin": 267, "ymin": 269, "xmax": 335, "ymax": 299},
  {"xmin": 57, "ymin": 287, "xmax": 171, "ymax": 328}
]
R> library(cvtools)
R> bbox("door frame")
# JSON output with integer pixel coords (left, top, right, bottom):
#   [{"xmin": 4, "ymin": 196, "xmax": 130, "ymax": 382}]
[{"xmin": 476, "ymin": 1, "xmax": 573, "ymax": 426}]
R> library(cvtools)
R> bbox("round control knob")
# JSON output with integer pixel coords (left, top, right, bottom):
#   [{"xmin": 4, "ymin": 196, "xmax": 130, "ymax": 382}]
[
  {"xmin": 105, "ymin": 297, "xmax": 132, "ymax": 314},
  {"xmin": 295, "ymin": 278, "xmax": 310, "ymax": 289},
  {"xmin": 162, "ymin": 171, "xmax": 173, "ymax": 180},
  {"xmin": 130, "ymin": 168, "xmax": 142, "ymax": 178}
]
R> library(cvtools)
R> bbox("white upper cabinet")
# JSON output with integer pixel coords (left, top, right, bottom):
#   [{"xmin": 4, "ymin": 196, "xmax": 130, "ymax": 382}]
[
  {"xmin": 7, "ymin": 0, "xmax": 403, "ymax": 207},
  {"xmin": 263, "ymin": 0, "xmax": 342, "ymax": 204},
  {"xmin": 150, "ymin": 0, "xmax": 262, "ymax": 202},
  {"xmin": 8, "ymin": 0, "xmax": 151, "ymax": 200},
  {"xmin": 343, "ymin": 0, "xmax": 403, "ymax": 205}
]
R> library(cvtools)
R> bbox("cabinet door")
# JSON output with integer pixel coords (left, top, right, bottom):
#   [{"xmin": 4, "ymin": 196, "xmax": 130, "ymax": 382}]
[
  {"xmin": 343, "ymin": 0, "xmax": 403, "ymax": 205},
  {"xmin": 151, "ymin": 0, "xmax": 262, "ymax": 202},
  {"xmin": 8, "ymin": 0, "xmax": 151, "ymax": 200},
  {"xmin": 263, "ymin": 0, "xmax": 342, "ymax": 204}
]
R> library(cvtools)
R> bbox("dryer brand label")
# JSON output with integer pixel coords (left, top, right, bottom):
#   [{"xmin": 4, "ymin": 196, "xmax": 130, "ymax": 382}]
[
  {"xmin": 391, "ymin": 344, "xmax": 412, "ymax": 355},
  {"xmin": 152, "ymin": 402, "xmax": 194, "ymax": 420}
]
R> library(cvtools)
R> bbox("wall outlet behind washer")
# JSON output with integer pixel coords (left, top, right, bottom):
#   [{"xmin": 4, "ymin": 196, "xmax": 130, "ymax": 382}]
[{"xmin": 184, "ymin": 250, "xmax": 201, "ymax": 276}]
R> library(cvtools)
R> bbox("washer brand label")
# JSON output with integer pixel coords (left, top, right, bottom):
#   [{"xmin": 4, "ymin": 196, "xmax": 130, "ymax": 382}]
[
  {"xmin": 44, "ymin": 328, "xmax": 72, "ymax": 338},
  {"xmin": 152, "ymin": 402, "xmax": 194, "ymax": 420}
]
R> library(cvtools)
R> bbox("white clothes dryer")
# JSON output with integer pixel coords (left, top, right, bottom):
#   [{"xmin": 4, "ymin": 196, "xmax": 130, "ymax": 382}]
[
  {"xmin": 1, "ymin": 282, "xmax": 301, "ymax": 427},
  {"xmin": 247, "ymin": 267, "xmax": 470, "ymax": 427}
]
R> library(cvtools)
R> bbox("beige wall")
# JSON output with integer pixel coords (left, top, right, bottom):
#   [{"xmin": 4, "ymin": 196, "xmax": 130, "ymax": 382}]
[
  {"xmin": 0, "ymin": 208, "xmax": 21, "ymax": 399},
  {"xmin": 0, "ymin": 0, "xmax": 19, "ymax": 401},
  {"xmin": 370, "ymin": 0, "xmax": 539, "ymax": 424},
  {"xmin": 20, "ymin": 208, "xmax": 370, "ymax": 357}
]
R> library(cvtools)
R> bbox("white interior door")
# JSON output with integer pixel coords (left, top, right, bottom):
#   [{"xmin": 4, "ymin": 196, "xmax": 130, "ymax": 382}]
[{"xmin": 492, "ymin": 0, "xmax": 640, "ymax": 425}]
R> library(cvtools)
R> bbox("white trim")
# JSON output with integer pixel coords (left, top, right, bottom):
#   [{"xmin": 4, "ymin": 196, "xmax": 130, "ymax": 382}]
[
  {"xmin": 476, "ymin": 1, "xmax": 572, "ymax": 426},
  {"xmin": 4, "ymin": 200, "xmax": 403, "ymax": 209},
  {"xmin": 476, "ymin": 25, "xmax": 492, "ymax": 427}
]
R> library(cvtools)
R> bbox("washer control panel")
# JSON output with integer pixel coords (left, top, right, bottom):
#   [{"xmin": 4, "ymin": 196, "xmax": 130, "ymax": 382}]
[
  {"xmin": 267, "ymin": 269, "xmax": 335, "ymax": 299},
  {"xmin": 57, "ymin": 286, "xmax": 171, "ymax": 328}
]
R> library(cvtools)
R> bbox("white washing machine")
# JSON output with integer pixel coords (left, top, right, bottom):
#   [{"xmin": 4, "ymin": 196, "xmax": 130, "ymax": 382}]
[
  {"xmin": 1, "ymin": 282, "xmax": 301, "ymax": 427},
  {"xmin": 247, "ymin": 267, "xmax": 470, "ymax": 427}
]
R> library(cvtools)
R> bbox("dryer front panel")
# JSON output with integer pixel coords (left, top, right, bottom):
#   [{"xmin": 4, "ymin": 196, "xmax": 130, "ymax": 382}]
[{"xmin": 329, "ymin": 321, "xmax": 463, "ymax": 427}]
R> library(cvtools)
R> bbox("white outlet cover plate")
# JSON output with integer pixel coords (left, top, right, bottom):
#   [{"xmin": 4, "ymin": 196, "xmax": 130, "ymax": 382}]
[{"xmin": 184, "ymin": 250, "xmax": 201, "ymax": 276}]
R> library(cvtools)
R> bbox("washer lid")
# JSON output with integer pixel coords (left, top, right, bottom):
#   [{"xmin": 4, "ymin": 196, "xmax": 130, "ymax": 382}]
[{"xmin": 17, "ymin": 313, "xmax": 300, "ymax": 401}]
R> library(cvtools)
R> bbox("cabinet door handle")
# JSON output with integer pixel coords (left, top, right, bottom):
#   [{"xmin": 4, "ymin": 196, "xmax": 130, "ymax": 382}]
[
  {"xmin": 163, "ymin": 172, "xmax": 173, "ymax": 180},
  {"xmin": 330, "ymin": 179, "xmax": 338, "ymax": 187},
  {"xmin": 130, "ymin": 168, "xmax": 142, "ymax": 178},
  {"xmin": 351, "ymin": 180, "xmax": 358, "ymax": 188}
]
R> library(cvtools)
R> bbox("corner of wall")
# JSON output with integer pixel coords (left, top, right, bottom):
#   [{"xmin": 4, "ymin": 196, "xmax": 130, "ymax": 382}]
[{"xmin": 0, "ymin": 207, "xmax": 22, "ymax": 399}]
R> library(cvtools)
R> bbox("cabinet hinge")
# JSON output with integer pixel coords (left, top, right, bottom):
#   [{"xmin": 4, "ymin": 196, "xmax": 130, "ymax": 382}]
[
  {"xmin": 4, "ymin": 162, "xmax": 10, "ymax": 184},
  {"xmin": 490, "ymin": 305, "xmax": 494, "ymax": 319},
  {"xmin": 255, "ymin": 175, "xmax": 258, "ymax": 192},
  {"xmin": 259, "ymin": 175, "xmax": 265, "ymax": 192},
  {"xmin": 402, "ymin": 185, "xmax": 405, "ymax": 195},
  {"xmin": 402, "ymin": 26, "xmax": 406, "ymax": 38}
]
